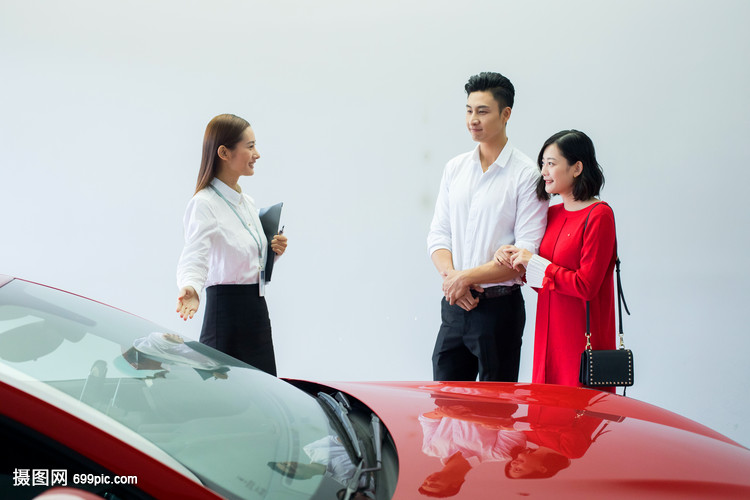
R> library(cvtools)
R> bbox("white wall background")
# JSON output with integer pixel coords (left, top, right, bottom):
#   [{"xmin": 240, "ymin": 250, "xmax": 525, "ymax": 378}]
[{"xmin": 2, "ymin": 0, "xmax": 749, "ymax": 446}]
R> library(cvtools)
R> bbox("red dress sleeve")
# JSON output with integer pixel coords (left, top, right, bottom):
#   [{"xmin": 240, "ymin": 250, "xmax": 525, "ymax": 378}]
[{"xmin": 544, "ymin": 205, "xmax": 616, "ymax": 301}]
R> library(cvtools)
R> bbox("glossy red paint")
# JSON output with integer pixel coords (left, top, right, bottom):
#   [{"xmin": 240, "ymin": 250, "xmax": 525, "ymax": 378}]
[
  {"xmin": 317, "ymin": 380, "xmax": 750, "ymax": 499},
  {"xmin": 2, "ymin": 274, "xmax": 749, "ymax": 499},
  {"xmin": 1, "ymin": 380, "xmax": 222, "ymax": 500}
]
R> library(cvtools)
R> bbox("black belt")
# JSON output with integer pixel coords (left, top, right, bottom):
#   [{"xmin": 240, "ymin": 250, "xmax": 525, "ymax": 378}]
[{"xmin": 470, "ymin": 284, "xmax": 520, "ymax": 299}]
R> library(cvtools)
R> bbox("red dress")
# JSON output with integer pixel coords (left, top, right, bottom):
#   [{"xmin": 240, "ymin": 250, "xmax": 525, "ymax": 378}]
[{"xmin": 532, "ymin": 202, "xmax": 616, "ymax": 388}]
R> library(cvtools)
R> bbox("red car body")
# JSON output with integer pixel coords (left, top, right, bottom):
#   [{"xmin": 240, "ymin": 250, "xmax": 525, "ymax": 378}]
[
  {"xmin": 318, "ymin": 380, "xmax": 750, "ymax": 498},
  {"xmin": 1, "ymin": 379, "xmax": 223, "ymax": 500},
  {"xmin": 2, "ymin": 275, "xmax": 749, "ymax": 499}
]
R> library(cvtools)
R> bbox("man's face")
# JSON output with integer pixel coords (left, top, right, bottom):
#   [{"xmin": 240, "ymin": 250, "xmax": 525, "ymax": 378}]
[
  {"xmin": 507, "ymin": 449, "xmax": 547, "ymax": 478},
  {"xmin": 466, "ymin": 90, "xmax": 508, "ymax": 144}
]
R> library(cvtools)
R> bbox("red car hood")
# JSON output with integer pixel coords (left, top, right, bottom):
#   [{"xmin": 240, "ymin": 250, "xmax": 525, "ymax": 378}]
[{"xmin": 310, "ymin": 381, "xmax": 750, "ymax": 499}]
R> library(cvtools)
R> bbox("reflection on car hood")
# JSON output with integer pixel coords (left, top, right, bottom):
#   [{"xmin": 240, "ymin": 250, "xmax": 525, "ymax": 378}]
[{"xmin": 311, "ymin": 380, "xmax": 750, "ymax": 499}]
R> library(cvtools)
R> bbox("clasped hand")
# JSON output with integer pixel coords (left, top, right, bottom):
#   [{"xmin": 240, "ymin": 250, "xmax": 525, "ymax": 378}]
[
  {"xmin": 494, "ymin": 245, "xmax": 533, "ymax": 272},
  {"xmin": 441, "ymin": 270, "xmax": 483, "ymax": 311}
]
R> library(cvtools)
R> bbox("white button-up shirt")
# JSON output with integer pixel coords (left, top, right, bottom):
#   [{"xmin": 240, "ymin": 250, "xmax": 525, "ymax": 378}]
[
  {"xmin": 177, "ymin": 178, "xmax": 267, "ymax": 296},
  {"xmin": 427, "ymin": 143, "xmax": 548, "ymax": 287}
]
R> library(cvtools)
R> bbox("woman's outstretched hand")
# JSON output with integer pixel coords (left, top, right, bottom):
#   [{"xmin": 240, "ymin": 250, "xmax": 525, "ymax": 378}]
[{"xmin": 176, "ymin": 286, "xmax": 200, "ymax": 320}]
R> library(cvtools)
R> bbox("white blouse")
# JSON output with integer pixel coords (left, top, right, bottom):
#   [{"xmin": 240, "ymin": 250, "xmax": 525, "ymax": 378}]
[{"xmin": 176, "ymin": 178, "xmax": 268, "ymax": 296}]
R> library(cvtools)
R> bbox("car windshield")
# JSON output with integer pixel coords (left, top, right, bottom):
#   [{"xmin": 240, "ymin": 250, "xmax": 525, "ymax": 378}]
[{"xmin": 0, "ymin": 279, "xmax": 346, "ymax": 499}]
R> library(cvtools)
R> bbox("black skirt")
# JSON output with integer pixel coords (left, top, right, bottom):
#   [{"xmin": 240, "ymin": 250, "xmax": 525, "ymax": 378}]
[{"xmin": 201, "ymin": 284, "xmax": 276, "ymax": 376}]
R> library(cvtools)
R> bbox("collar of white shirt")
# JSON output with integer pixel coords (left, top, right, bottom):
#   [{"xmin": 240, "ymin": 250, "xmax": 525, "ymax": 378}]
[
  {"xmin": 210, "ymin": 177, "xmax": 243, "ymax": 205},
  {"xmin": 470, "ymin": 142, "xmax": 514, "ymax": 171}
]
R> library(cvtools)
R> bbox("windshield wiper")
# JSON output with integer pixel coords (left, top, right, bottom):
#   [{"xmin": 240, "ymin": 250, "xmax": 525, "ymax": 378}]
[
  {"xmin": 341, "ymin": 414, "xmax": 384, "ymax": 499},
  {"xmin": 316, "ymin": 392, "xmax": 386, "ymax": 500},
  {"xmin": 367, "ymin": 414, "xmax": 383, "ymax": 472},
  {"xmin": 317, "ymin": 392, "xmax": 363, "ymax": 460}
]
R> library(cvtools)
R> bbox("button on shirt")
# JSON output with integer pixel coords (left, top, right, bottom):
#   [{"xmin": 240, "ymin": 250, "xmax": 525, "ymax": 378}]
[
  {"xmin": 427, "ymin": 143, "xmax": 548, "ymax": 287},
  {"xmin": 177, "ymin": 178, "xmax": 268, "ymax": 296}
]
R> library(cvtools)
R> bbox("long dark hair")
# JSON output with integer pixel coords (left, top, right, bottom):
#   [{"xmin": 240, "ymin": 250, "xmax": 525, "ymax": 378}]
[
  {"xmin": 194, "ymin": 114, "xmax": 251, "ymax": 194},
  {"xmin": 535, "ymin": 129, "xmax": 604, "ymax": 201}
]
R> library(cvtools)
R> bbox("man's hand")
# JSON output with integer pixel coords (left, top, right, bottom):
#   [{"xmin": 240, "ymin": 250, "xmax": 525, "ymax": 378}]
[
  {"xmin": 442, "ymin": 270, "xmax": 471, "ymax": 305},
  {"xmin": 455, "ymin": 289, "xmax": 480, "ymax": 311}
]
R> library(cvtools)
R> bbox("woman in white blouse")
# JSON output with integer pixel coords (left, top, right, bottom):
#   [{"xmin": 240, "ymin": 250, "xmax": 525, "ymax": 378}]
[{"xmin": 175, "ymin": 114, "xmax": 287, "ymax": 376}]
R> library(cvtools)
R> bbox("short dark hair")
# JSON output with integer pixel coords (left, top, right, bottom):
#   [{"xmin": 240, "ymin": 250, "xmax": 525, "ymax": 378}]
[
  {"xmin": 535, "ymin": 129, "xmax": 605, "ymax": 201},
  {"xmin": 465, "ymin": 72, "xmax": 515, "ymax": 109}
]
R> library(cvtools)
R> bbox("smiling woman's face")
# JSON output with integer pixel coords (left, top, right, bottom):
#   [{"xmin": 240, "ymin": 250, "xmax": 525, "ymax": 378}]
[
  {"xmin": 221, "ymin": 126, "xmax": 260, "ymax": 179},
  {"xmin": 540, "ymin": 143, "xmax": 581, "ymax": 197}
]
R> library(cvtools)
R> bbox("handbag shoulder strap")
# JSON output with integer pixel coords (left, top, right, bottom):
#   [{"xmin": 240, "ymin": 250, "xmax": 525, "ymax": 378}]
[
  {"xmin": 581, "ymin": 201, "xmax": 607, "ymax": 233},
  {"xmin": 582, "ymin": 202, "xmax": 630, "ymax": 350}
]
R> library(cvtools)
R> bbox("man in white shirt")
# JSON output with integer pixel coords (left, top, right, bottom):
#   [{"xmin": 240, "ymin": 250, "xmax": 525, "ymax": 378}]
[{"xmin": 427, "ymin": 72, "xmax": 548, "ymax": 382}]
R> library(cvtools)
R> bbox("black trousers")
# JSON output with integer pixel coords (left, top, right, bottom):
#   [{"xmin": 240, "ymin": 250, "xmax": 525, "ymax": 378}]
[
  {"xmin": 432, "ymin": 288, "xmax": 525, "ymax": 382},
  {"xmin": 201, "ymin": 284, "xmax": 277, "ymax": 376}
]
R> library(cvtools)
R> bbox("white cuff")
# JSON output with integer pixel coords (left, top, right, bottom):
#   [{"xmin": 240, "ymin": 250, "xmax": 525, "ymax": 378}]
[{"xmin": 526, "ymin": 255, "xmax": 551, "ymax": 288}]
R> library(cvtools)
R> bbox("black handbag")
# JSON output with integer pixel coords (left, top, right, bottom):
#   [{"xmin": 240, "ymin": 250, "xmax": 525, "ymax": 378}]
[{"xmin": 577, "ymin": 204, "xmax": 634, "ymax": 394}]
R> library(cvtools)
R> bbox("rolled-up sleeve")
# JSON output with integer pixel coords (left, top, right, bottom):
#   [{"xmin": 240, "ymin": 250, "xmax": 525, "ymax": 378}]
[
  {"xmin": 513, "ymin": 168, "xmax": 548, "ymax": 253},
  {"xmin": 176, "ymin": 198, "xmax": 217, "ymax": 297},
  {"xmin": 427, "ymin": 164, "xmax": 453, "ymax": 256}
]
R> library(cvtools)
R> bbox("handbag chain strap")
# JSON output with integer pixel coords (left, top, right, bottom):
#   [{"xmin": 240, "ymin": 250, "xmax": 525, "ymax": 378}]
[{"xmin": 582, "ymin": 202, "xmax": 630, "ymax": 351}]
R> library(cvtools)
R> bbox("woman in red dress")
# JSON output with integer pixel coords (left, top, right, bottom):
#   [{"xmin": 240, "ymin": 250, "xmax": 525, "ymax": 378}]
[{"xmin": 494, "ymin": 130, "xmax": 616, "ymax": 390}]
